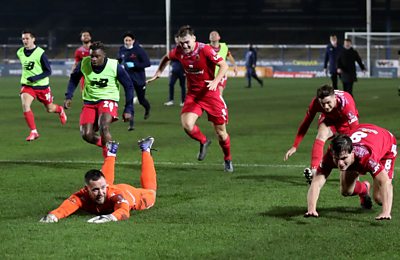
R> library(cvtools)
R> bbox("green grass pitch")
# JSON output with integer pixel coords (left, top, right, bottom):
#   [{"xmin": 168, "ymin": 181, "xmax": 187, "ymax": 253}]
[{"xmin": 0, "ymin": 76, "xmax": 399, "ymax": 258}]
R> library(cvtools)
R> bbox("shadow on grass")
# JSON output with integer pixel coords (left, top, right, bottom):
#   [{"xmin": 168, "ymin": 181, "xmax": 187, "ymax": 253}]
[{"xmin": 260, "ymin": 206, "xmax": 374, "ymax": 224}]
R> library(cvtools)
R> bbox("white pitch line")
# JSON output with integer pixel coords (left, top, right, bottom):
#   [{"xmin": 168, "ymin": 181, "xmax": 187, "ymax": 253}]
[{"xmin": 0, "ymin": 159, "xmax": 399, "ymax": 170}]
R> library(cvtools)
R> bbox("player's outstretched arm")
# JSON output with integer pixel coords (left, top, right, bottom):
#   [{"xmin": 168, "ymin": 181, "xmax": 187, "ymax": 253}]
[
  {"xmin": 284, "ymin": 147, "xmax": 297, "ymax": 161},
  {"xmin": 305, "ymin": 173, "xmax": 327, "ymax": 218},
  {"xmin": 374, "ymin": 170, "xmax": 393, "ymax": 220},
  {"xmin": 146, "ymin": 54, "xmax": 170, "ymax": 84},
  {"xmin": 227, "ymin": 52, "xmax": 238, "ymax": 76}
]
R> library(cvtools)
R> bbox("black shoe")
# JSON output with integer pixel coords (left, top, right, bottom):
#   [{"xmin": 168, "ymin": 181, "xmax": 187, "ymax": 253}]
[
  {"xmin": 197, "ymin": 139, "xmax": 211, "ymax": 161},
  {"xmin": 245, "ymin": 86, "xmax": 251, "ymax": 88},
  {"xmin": 144, "ymin": 110, "xmax": 150, "ymax": 120},
  {"xmin": 224, "ymin": 160, "xmax": 234, "ymax": 173},
  {"xmin": 260, "ymin": 80, "xmax": 264, "ymax": 87},
  {"xmin": 128, "ymin": 126, "xmax": 135, "ymax": 131}
]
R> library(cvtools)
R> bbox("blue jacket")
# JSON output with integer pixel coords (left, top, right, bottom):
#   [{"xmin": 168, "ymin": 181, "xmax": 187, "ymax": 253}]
[
  {"xmin": 117, "ymin": 41, "xmax": 150, "ymax": 86},
  {"xmin": 324, "ymin": 43, "xmax": 343, "ymax": 74},
  {"xmin": 245, "ymin": 48, "xmax": 257, "ymax": 68}
]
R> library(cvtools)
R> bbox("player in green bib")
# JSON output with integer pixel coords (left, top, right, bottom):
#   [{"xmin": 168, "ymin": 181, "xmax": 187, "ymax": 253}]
[
  {"xmin": 209, "ymin": 31, "xmax": 238, "ymax": 95},
  {"xmin": 17, "ymin": 30, "xmax": 67, "ymax": 141},
  {"xmin": 65, "ymin": 41, "xmax": 134, "ymax": 157}
]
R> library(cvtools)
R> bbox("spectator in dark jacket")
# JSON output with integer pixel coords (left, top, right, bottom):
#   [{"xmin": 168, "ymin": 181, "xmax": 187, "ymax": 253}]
[
  {"xmin": 323, "ymin": 35, "xmax": 343, "ymax": 89},
  {"xmin": 244, "ymin": 44, "xmax": 263, "ymax": 88},
  {"xmin": 118, "ymin": 32, "xmax": 151, "ymax": 130},
  {"xmin": 337, "ymin": 38, "xmax": 367, "ymax": 96}
]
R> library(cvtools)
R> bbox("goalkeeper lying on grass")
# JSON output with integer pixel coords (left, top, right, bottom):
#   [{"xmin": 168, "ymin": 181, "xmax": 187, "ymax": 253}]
[{"xmin": 40, "ymin": 137, "xmax": 157, "ymax": 224}]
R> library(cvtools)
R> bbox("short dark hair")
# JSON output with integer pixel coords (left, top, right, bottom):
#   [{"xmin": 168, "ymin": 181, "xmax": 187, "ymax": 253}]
[
  {"xmin": 80, "ymin": 29, "xmax": 92, "ymax": 37},
  {"xmin": 90, "ymin": 41, "xmax": 106, "ymax": 52},
  {"xmin": 344, "ymin": 38, "xmax": 352, "ymax": 43},
  {"xmin": 177, "ymin": 25, "xmax": 194, "ymax": 38},
  {"xmin": 331, "ymin": 134, "xmax": 353, "ymax": 156},
  {"xmin": 330, "ymin": 34, "xmax": 337, "ymax": 38},
  {"xmin": 316, "ymin": 84, "xmax": 335, "ymax": 99},
  {"xmin": 84, "ymin": 169, "xmax": 105, "ymax": 185},
  {"xmin": 123, "ymin": 31, "xmax": 135, "ymax": 40},
  {"xmin": 22, "ymin": 29, "xmax": 35, "ymax": 38}
]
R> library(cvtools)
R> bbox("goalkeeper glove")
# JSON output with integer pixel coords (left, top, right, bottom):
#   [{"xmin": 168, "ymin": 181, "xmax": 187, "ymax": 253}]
[
  {"xmin": 125, "ymin": 62, "xmax": 135, "ymax": 68},
  {"xmin": 87, "ymin": 214, "xmax": 117, "ymax": 224},
  {"xmin": 39, "ymin": 213, "xmax": 58, "ymax": 223}
]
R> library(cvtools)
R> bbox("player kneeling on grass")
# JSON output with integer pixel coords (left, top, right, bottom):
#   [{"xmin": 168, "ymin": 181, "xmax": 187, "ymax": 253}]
[
  {"xmin": 305, "ymin": 124, "xmax": 397, "ymax": 220},
  {"xmin": 40, "ymin": 137, "xmax": 157, "ymax": 223}
]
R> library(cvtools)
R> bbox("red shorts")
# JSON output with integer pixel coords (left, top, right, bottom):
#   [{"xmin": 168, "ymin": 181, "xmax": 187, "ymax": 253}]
[
  {"xmin": 20, "ymin": 86, "xmax": 54, "ymax": 105},
  {"xmin": 181, "ymin": 91, "xmax": 228, "ymax": 125},
  {"xmin": 318, "ymin": 114, "xmax": 352, "ymax": 136},
  {"xmin": 80, "ymin": 100, "xmax": 119, "ymax": 126},
  {"xmin": 218, "ymin": 75, "xmax": 228, "ymax": 89},
  {"xmin": 375, "ymin": 140, "xmax": 397, "ymax": 179}
]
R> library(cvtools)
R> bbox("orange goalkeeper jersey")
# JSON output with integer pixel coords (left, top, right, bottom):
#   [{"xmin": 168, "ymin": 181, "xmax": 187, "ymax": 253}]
[{"xmin": 50, "ymin": 154, "xmax": 156, "ymax": 221}]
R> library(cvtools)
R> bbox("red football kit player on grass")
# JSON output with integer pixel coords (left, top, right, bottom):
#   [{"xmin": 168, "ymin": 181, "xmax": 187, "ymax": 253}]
[
  {"xmin": 305, "ymin": 124, "xmax": 397, "ymax": 220},
  {"xmin": 71, "ymin": 30, "xmax": 92, "ymax": 90},
  {"xmin": 284, "ymin": 85, "xmax": 359, "ymax": 182},
  {"xmin": 40, "ymin": 137, "xmax": 157, "ymax": 223},
  {"xmin": 17, "ymin": 30, "xmax": 67, "ymax": 141},
  {"xmin": 147, "ymin": 25, "xmax": 233, "ymax": 172}
]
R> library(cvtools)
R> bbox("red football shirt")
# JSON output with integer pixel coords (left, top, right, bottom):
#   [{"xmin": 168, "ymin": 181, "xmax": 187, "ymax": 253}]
[
  {"xmin": 169, "ymin": 42, "xmax": 223, "ymax": 93},
  {"xmin": 74, "ymin": 46, "xmax": 90, "ymax": 63},
  {"xmin": 319, "ymin": 124, "xmax": 397, "ymax": 177},
  {"xmin": 293, "ymin": 90, "xmax": 359, "ymax": 148}
]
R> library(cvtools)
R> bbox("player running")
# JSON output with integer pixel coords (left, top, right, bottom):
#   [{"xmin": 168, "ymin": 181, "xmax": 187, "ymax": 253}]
[
  {"xmin": 208, "ymin": 30, "xmax": 238, "ymax": 95},
  {"xmin": 17, "ymin": 30, "xmax": 67, "ymax": 141},
  {"xmin": 305, "ymin": 124, "xmax": 397, "ymax": 220},
  {"xmin": 40, "ymin": 137, "xmax": 157, "ymax": 223},
  {"xmin": 284, "ymin": 85, "xmax": 359, "ymax": 182},
  {"xmin": 147, "ymin": 25, "xmax": 233, "ymax": 172},
  {"xmin": 64, "ymin": 41, "xmax": 133, "ymax": 157},
  {"xmin": 71, "ymin": 29, "xmax": 92, "ymax": 90}
]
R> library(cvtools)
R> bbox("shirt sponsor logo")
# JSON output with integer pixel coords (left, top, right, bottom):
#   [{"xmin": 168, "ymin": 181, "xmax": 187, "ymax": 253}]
[{"xmin": 368, "ymin": 159, "xmax": 380, "ymax": 174}]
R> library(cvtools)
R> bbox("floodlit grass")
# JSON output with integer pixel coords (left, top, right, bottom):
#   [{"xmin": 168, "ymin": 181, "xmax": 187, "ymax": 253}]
[{"xmin": 0, "ymin": 76, "xmax": 399, "ymax": 259}]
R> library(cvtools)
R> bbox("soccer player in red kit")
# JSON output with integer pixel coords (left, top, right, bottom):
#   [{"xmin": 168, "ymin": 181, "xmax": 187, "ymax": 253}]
[
  {"xmin": 284, "ymin": 85, "xmax": 359, "ymax": 182},
  {"xmin": 39, "ymin": 137, "xmax": 157, "ymax": 223},
  {"xmin": 71, "ymin": 30, "xmax": 92, "ymax": 89},
  {"xmin": 147, "ymin": 25, "xmax": 233, "ymax": 172},
  {"xmin": 305, "ymin": 124, "xmax": 397, "ymax": 220}
]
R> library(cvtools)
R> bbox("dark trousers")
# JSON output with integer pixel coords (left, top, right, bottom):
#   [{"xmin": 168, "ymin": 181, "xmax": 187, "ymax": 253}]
[
  {"xmin": 169, "ymin": 72, "xmax": 186, "ymax": 103},
  {"xmin": 330, "ymin": 72, "xmax": 338, "ymax": 89},
  {"xmin": 129, "ymin": 83, "xmax": 151, "ymax": 127},
  {"xmin": 342, "ymin": 82, "xmax": 354, "ymax": 96},
  {"xmin": 246, "ymin": 67, "xmax": 263, "ymax": 87}
]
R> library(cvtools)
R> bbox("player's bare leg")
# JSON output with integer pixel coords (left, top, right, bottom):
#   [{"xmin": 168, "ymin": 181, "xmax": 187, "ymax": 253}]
[
  {"xmin": 213, "ymin": 123, "xmax": 233, "ymax": 172},
  {"xmin": 45, "ymin": 103, "xmax": 67, "ymax": 125},
  {"xmin": 98, "ymin": 113, "xmax": 113, "ymax": 146},
  {"xmin": 80, "ymin": 124, "xmax": 100, "ymax": 145},
  {"xmin": 181, "ymin": 112, "xmax": 210, "ymax": 161},
  {"xmin": 21, "ymin": 93, "xmax": 39, "ymax": 141}
]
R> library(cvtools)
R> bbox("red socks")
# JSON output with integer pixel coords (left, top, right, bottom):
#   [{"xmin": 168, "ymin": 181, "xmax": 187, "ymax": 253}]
[
  {"xmin": 186, "ymin": 125, "xmax": 207, "ymax": 144},
  {"xmin": 352, "ymin": 181, "xmax": 367, "ymax": 196},
  {"xmin": 54, "ymin": 105, "xmax": 62, "ymax": 113},
  {"xmin": 311, "ymin": 139, "xmax": 325, "ymax": 169},
  {"xmin": 219, "ymin": 135, "xmax": 231, "ymax": 160},
  {"xmin": 23, "ymin": 111, "xmax": 36, "ymax": 130}
]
